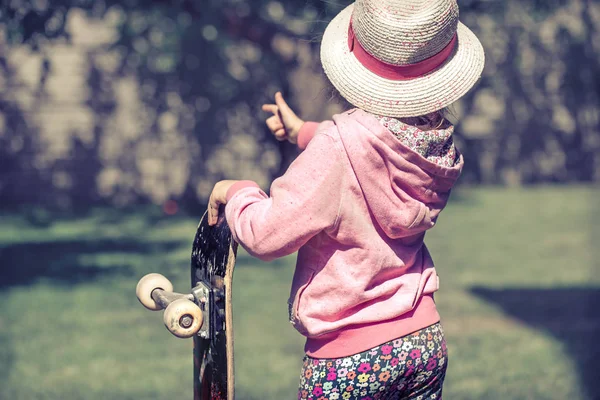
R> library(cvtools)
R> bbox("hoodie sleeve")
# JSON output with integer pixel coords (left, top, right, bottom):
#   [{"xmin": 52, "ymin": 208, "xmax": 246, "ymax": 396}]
[
  {"xmin": 297, "ymin": 120, "xmax": 334, "ymax": 150},
  {"xmin": 225, "ymin": 132, "xmax": 343, "ymax": 261},
  {"xmin": 297, "ymin": 121, "xmax": 320, "ymax": 150}
]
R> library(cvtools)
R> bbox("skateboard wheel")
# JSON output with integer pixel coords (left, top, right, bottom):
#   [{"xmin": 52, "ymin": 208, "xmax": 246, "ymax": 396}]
[
  {"xmin": 163, "ymin": 299, "xmax": 203, "ymax": 338},
  {"xmin": 136, "ymin": 273, "xmax": 174, "ymax": 311}
]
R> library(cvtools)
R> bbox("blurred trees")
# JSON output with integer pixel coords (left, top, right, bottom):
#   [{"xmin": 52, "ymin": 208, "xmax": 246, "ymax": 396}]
[
  {"xmin": 1, "ymin": 0, "xmax": 346, "ymax": 210},
  {"xmin": 458, "ymin": 0, "xmax": 600, "ymax": 184},
  {"xmin": 0, "ymin": 0, "xmax": 598, "ymax": 211}
]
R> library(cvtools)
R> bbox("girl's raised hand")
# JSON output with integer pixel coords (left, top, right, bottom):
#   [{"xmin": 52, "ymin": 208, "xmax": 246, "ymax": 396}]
[{"xmin": 261, "ymin": 92, "xmax": 304, "ymax": 144}]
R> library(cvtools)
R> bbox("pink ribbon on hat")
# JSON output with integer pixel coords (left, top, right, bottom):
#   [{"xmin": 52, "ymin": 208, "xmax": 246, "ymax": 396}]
[{"xmin": 347, "ymin": 20, "xmax": 457, "ymax": 81}]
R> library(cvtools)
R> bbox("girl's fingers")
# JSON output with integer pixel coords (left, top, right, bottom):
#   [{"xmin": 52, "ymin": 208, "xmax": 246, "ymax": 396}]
[
  {"xmin": 274, "ymin": 92, "xmax": 296, "ymax": 118},
  {"xmin": 207, "ymin": 180, "xmax": 238, "ymax": 226},
  {"xmin": 274, "ymin": 128, "xmax": 286, "ymax": 140},
  {"xmin": 262, "ymin": 104, "xmax": 278, "ymax": 115},
  {"xmin": 264, "ymin": 95, "xmax": 295, "ymax": 141},
  {"xmin": 266, "ymin": 115, "xmax": 283, "ymax": 132},
  {"xmin": 207, "ymin": 195, "xmax": 221, "ymax": 226},
  {"xmin": 207, "ymin": 200, "xmax": 215, "ymax": 225},
  {"xmin": 207, "ymin": 203, "xmax": 214, "ymax": 226}
]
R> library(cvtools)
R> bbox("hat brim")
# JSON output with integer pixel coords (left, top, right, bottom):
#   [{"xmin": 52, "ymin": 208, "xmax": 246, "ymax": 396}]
[{"xmin": 320, "ymin": 4, "xmax": 485, "ymax": 117}]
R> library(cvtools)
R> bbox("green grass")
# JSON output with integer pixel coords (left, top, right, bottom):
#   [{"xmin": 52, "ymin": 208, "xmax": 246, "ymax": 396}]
[{"xmin": 0, "ymin": 186, "xmax": 597, "ymax": 400}]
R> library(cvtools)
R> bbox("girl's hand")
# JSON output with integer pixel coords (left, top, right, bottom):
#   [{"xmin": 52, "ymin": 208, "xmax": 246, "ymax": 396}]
[
  {"xmin": 262, "ymin": 92, "xmax": 304, "ymax": 144},
  {"xmin": 207, "ymin": 180, "xmax": 238, "ymax": 226}
]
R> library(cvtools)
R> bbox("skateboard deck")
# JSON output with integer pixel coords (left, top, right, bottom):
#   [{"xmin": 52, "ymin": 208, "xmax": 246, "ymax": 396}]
[
  {"xmin": 192, "ymin": 211, "xmax": 237, "ymax": 399},
  {"xmin": 135, "ymin": 211, "xmax": 237, "ymax": 399}
]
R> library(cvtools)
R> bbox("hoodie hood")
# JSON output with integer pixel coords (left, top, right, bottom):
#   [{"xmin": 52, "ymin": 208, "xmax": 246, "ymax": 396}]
[{"xmin": 333, "ymin": 109, "xmax": 464, "ymax": 239}]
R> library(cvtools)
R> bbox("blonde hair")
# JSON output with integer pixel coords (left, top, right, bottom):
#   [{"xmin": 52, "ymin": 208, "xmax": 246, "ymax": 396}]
[{"xmin": 400, "ymin": 109, "xmax": 451, "ymax": 131}]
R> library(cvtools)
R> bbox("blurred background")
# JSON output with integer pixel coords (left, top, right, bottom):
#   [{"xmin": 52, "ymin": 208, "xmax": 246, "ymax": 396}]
[{"xmin": 0, "ymin": 0, "xmax": 598, "ymax": 399}]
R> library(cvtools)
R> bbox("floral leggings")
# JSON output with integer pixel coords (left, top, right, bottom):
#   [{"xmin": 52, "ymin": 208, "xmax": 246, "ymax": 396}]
[{"xmin": 298, "ymin": 323, "xmax": 448, "ymax": 400}]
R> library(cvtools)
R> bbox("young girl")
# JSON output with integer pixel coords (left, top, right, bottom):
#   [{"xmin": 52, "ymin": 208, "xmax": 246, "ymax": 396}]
[{"xmin": 208, "ymin": 0, "xmax": 484, "ymax": 398}]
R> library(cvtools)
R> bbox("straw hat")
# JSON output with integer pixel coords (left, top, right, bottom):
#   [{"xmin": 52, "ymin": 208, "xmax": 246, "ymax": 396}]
[{"xmin": 320, "ymin": 0, "xmax": 485, "ymax": 117}]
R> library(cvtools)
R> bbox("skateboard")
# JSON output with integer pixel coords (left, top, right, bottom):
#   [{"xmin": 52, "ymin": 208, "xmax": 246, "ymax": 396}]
[{"xmin": 136, "ymin": 211, "xmax": 238, "ymax": 399}]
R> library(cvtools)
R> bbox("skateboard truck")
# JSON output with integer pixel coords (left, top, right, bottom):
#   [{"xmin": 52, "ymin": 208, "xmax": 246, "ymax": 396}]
[
  {"xmin": 191, "ymin": 282, "xmax": 211, "ymax": 339},
  {"xmin": 136, "ymin": 273, "xmax": 226, "ymax": 340},
  {"xmin": 191, "ymin": 281, "xmax": 226, "ymax": 339},
  {"xmin": 136, "ymin": 273, "xmax": 204, "ymax": 338}
]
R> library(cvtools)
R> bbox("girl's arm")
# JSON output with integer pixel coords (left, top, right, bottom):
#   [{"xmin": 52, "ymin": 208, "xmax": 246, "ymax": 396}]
[{"xmin": 223, "ymin": 131, "xmax": 343, "ymax": 261}]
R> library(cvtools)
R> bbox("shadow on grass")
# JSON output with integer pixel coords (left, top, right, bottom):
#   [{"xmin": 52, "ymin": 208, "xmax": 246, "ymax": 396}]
[
  {"xmin": 0, "ymin": 239, "xmax": 183, "ymax": 289},
  {"xmin": 471, "ymin": 287, "xmax": 600, "ymax": 400},
  {"xmin": 0, "ymin": 322, "xmax": 14, "ymax": 398}
]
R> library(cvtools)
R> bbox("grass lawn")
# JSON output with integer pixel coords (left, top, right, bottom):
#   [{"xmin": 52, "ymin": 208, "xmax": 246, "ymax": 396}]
[{"xmin": 0, "ymin": 186, "xmax": 598, "ymax": 400}]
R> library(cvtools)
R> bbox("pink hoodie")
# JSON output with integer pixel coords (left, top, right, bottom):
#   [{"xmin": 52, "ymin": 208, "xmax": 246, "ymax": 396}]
[{"xmin": 225, "ymin": 109, "xmax": 463, "ymax": 358}]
